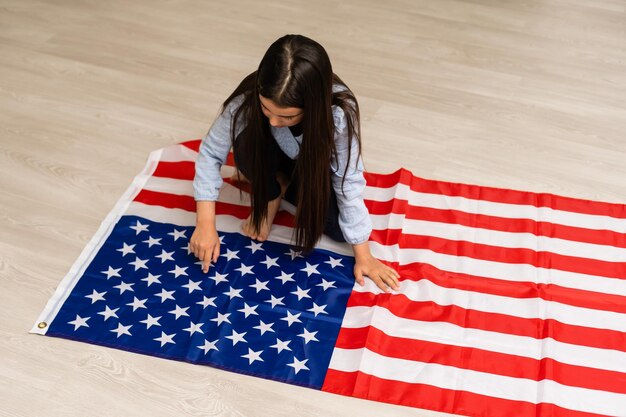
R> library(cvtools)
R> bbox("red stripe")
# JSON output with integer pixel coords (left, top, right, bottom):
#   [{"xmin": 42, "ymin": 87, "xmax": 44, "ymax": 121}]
[
  {"xmin": 364, "ymin": 169, "xmax": 626, "ymax": 219},
  {"xmin": 322, "ymin": 369, "xmax": 608, "ymax": 417},
  {"xmin": 334, "ymin": 326, "xmax": 626, "ymax": 394},
  {"xmin": 132, "ymin": 189, "xmax": 294, "ymax": 227},
  {"xmin": 366, "ymin": 199, "xmax": 626, "ymax": 249},
  {"xmin": 152, "ymin": 161, "xmax": 195, "ymax": 181},
  {"xmin": 389, "ymin": 261, "xmax": 626, "ymax": 316},
  {"xmin": 370, "ymin": 229, "xmax": 626, "ymax": 280},
  {"xmin": 134, "ymin": 189, "xmax": 196, "ymax": 212},
  {"xmin": 180, "ymin": 139, "xmax": 201, "ymax": 152},
  {"xmin": 226, "ymin": 152, "xmax": 235, "ymax": 167},
  {"xmin": 346, "ymin": 291, "xmax": 626, "ymax": 352}
]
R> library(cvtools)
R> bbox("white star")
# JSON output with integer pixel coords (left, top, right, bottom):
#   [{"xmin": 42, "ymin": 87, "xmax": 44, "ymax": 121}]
[
  {"xmin": 285, "ymin": 249, "xmax": 304, "ymax": 260},
  {"xmin": 141, "ymin": 273, "xmax": 162, "ymax": 287},
  {"xmin": 253, "ymin": 320, "xmax": 275, "ymax": 335},
  {"xmin": 307, "ymin": 303, "xmax": 328, "ymax": 317},
  {"xmin": 68, "ymin": 315, "xmax": 90, "ymax": 330},
  {"xmin": 300, "ymin": 262, "xmax": 320, "ymax": 277},
  {"xmin": 267, "ymin": 295, "xmax": 285, "ymax": 308},
  {"xmin": 85, "ymin": 289, "xmax": 106, "ymax": 304},
  {"xmin": 317, "ymin": 278, "xmax": 337, "ymax": 291},
  {"xmin": 117, "ymin": 243, "xmax": 136, "ymax": 256},
  {"xmin": 241, "ymin": 348, "xmax": 264, "ymax": 365},
  {"xmin": 155, "ymin": 249, "xmax": 175, "ymax": 263},
  {"xmin": 127, "ymin": 297, "xmax": 148, "ymax": 312},
  {"xmin": 198, "ymin": 339, "xmax": 219, "ymax": 354},
  {"xmin": 249, "ymin": 279, "xmax": 270, "ymax": 293},
  {"xmin": 260, "ymin": 256, "xmax": 279, "ymax": 269},
  {"xmin": 140, "ymin": 314, "xmax": 161, "ymax": 329},
  {"xmin": 325, "ymin": 256, "xmax": 344, "ymax": 268},
  {"xmin": 98, "ymin": 306, "xmax": 119, "ymax": 321},
  {"xmin": 101, "ymin": 266, "xmax": 122, "ymax": 279},
  {"xmin": 275, "ymin": 271, "xmax": 295, "ymax": 284},
  {"xmin": 235, "ymin": 263, "xmax": 254, "ymax": 276},
  {"xmin": 183, "ymin": 322, "xmax": 205, "ymax": 335},
  {"xmin": 225, "ymin": 330, "xmax": 247, "ymax": 346},
  {"xmin": 129, "ymin": 257, "xmax": 149, "ymax": 271},
  {"xmin": 197, "ymin": 296, "xmax": 217, "ymax": 308},
  {"xmin": 154, "ymin": 331, "xmax": 176, "ymax": 347},
  {"xmin": 182, "ymin": 279, "xmax": 202, "ymax": 293},
  {"xmin": 218, "ymin": 235, "xmax": 225, "ymax": 244},
  {"xmin": 209, "ymin": 272, "xmax": 229, "ymax": 285},
  {"xmin": 287, "ymin": 357, "xmax": 309, "ymax": 374},
  {"xmin": 221, "ymin": 249, "xmax": 240, "ymax": 261},
  {"xmin": 281, "ymin": 311, "xmax": 302, "ymax": 327},
  {"xmin": 210, "ymin": 312, "xmax": 231, "ymax": 326},
  {"xmin": 169, "ymin": 305, "xmax": 189, "ymax": 320},
  {"xmin": 246, "ymin": 241, "xmax": 264, "ymax": 253},
  {"xmin": 270, "ymin": 338, "xmax": 292, "ymax": 353},
  {"xmin": 142, "ymin": 236, "xmax": 162, "ymax": 247},
  {"xmin": 223, "ymin": 287, "xmax": 243, "ymax": 299},
  {"xmin": 154, "ymin": 288, "xmax": 175, "ymax": 302},
  {"xmin": 168, "ymin": 229, "xmax": 187, "ymax": 241},
  {"xmin": 181, "ymin": 243, "xmax": 192, "ymax": 255},
  {"xmin": 298, "ymin": 328, "xmax": 319, "ymax": 344},
  {"xmin": 111, "ymin": 323, "xmax": 132, "ymax": 338},
  {"xmin": 113, "ymin": 282, "xmax": 134, "ymax": 294},
  {"xmin": 238, "ymin": 303, "xmax": 259, "ymax": 318},
  {"xmin": 169, "ymin": 265, "xmax": 188, "ymax": 278},
  {"xmin": 291, "ymin": 286, "xmax": 311, "ymax": 301},
  {"xmin": 129, "ymin": 220, "xmax": 149, "ymax": 235}
]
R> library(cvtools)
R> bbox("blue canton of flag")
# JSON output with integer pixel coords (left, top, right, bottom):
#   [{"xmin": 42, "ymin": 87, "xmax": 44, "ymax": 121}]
[{"xmin": 47, "ymin": 215, "xmax": 355, "ymax": 388}]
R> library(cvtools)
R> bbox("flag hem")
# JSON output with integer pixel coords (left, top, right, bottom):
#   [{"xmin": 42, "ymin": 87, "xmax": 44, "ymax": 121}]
[{"xmin": 29, "ymin": 147, "xmax": 164, "ymax": 335}]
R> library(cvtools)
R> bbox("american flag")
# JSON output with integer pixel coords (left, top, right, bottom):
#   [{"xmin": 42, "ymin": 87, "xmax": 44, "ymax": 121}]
[{"xmin": 32, "ymin": 140, "xmax": 626, "ymax": 417}]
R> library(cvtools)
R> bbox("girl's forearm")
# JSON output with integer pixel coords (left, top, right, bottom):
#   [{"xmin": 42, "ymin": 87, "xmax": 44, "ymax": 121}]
[
  {"xmin": 196, "ymin": 201, "xmax": 217, "ymax": 229},
  {"xmin": 351, "ymin": 240, "xmax": 372, "ymax": 260}
]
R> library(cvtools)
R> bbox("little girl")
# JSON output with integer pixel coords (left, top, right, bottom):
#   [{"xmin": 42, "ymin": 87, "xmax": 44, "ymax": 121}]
[{"xmin": 190, "ymin": 34, "xmax": 399, "ymax": 292}]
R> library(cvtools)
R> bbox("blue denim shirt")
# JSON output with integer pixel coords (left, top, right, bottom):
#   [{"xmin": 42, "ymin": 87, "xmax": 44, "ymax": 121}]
[{"xmin": 193, "ymin": 96, "xmax": 372, "ymax": 245}]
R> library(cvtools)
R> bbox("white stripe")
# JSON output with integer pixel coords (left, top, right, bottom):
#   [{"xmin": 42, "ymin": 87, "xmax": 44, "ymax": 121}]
[
  {"xmin": 364, "ymin": 183, "xmax": 626, "ymax": 233},
  {"xmin": 370, "ymin": 241, "xmax": 626, "ymax": 297},
  {"xmin": 341, "ymin": 305, "xmax": 626, "ymax": 373},
  {"xmin": 157, "ymin": 142, "xmax": 199, "ymax": 162},
  {"xmin": 328, "ymin": 347, "xmax": 626, "ymax": 415},
  {"xmin": 125, "ymin": 201, "xmax": 353, "ymax": 256},
  {"xmin": 143, "ymin": 176, "xmax": 194, "ymax": 196},
  {"xmin": 371, "ymin": 214, "xmax": 626, "ymax": 262},
  {"xmin": 354, "ymin": 278, "xmax": 626, "ymax": 332}
]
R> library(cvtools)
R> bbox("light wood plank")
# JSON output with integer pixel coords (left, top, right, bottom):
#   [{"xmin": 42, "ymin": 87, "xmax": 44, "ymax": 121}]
[{"xmin": 1, "ymin": 1, "xmax": 625, "ymax": 416}]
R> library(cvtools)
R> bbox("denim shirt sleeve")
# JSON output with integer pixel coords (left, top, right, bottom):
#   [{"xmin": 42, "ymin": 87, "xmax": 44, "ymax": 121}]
[
  {"xmin": 193, "ymin": 97, "xmax": 244, "ymax": 201},
  {"xmin": 331, "ymin": 106, "xmax": 372, "ymax": 245}
]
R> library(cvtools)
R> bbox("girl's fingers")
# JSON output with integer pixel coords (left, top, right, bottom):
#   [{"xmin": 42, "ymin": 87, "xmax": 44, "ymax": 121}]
[
  {"xmin": 202, "ymin": 249, "xmax": 211, "ymax": 273},
  {"xmin": 212, "ymin": 244, "xmax": 221, "ymax": 263},
  {"xmin": 354, "ymin": 269, "xmax": 365, "ymax": 286}
]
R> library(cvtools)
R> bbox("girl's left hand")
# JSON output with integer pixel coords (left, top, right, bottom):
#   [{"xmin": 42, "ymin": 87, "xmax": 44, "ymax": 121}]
[{"xmin": 354, "ymin": 254, "xmax": 401, "ymax": 293}]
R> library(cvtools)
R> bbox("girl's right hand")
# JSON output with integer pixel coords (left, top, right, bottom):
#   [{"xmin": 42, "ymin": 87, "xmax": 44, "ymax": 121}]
[{"xmin": 190, "ymin": 225, "xmax": 221, "ymax": 274}]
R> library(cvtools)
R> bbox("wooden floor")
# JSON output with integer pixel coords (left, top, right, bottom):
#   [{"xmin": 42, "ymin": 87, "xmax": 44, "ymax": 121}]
[{"xmin": 2, "ymin": 0, "xmax": 625, "ymax": 416}]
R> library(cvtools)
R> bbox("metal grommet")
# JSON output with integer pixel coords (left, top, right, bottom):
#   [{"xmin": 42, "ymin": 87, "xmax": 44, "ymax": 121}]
[{"xmin": 38, "ymin": 322, "xmax": 48, "ymax": 329}]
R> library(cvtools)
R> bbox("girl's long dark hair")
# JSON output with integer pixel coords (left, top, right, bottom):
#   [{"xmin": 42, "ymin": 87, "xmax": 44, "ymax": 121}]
[{"xmin": 222, "ymin": 34, "xmax": 361, "ymax": 252}]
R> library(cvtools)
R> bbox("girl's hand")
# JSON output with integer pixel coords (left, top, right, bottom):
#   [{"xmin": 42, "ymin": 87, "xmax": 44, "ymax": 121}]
[
  {"xmin": 352, "ymin": 242, "xmax": 400, "ymax": 292},
  {"xmin": 190, "ymin": 225, "xmax": 220, "ymax": 274}
]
